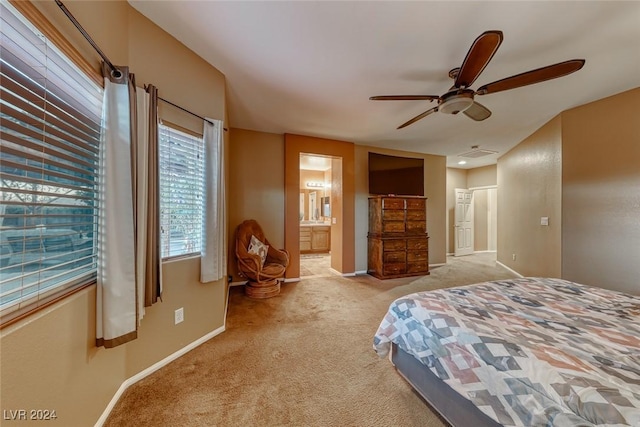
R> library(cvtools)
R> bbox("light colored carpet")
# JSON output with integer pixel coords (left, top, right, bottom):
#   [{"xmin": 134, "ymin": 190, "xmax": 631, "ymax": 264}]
[
  {"xmin": 105, "ymin": 253, "xmax": 516, "ymax": 426},
  {"xmin": 300, "ymin": 253, "xmax": 332, "ymax": 277}
]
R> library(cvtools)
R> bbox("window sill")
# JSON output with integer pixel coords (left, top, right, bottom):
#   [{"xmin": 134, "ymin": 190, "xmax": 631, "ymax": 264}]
[{"xmin": 162, "ymin": 253, "xmax": 201, "ymax": 265}]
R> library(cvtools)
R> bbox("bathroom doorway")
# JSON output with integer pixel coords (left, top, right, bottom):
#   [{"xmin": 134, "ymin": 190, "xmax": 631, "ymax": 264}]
[
  {"xmin": 284, "ymin": 133, "xmax": 355, "ymax": 280},
  {"xmin": 299, "ymin": 153, "xmax": 341, "ymax": 277}
]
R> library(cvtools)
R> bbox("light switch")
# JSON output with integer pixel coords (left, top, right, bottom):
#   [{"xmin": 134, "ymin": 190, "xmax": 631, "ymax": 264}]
[
  {"xmin": 541, "ymin": 217, "xmax": 549, "ymax": 226},
  {"xmin": 332, "ymin": 217, "xmax": 337, "ymax": 224}
]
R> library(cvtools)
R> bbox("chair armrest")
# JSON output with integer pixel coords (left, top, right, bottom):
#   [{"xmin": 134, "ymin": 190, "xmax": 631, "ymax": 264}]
[
  {"xmin": 266, "ymin": 246, "xmax": 289, "ymax": 267},
  {"xmin": 237, "ymin": 253, "xmax": 262, "ymax": 272}
]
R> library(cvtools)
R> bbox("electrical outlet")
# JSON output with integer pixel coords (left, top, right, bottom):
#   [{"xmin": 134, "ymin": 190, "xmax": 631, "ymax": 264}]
[
  {"xmin": 174, "ymin": 307, "xmax": 184, "ymax": 325},
  {"xmin": 512, "ymin": 253, "xmax": 516, "ymax": 261}
]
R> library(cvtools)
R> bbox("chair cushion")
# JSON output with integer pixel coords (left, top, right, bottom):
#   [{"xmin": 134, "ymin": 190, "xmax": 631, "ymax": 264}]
[
  {"xmin": 261, "ymin": 262, "xmax": 286, "ymax": 277},
  {"xmin": 248, "ymin": 235, "xmax": 269, "ymax": 267}
]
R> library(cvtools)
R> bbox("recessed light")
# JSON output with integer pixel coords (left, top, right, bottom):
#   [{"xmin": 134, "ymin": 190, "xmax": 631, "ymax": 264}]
[{"xmin": 458, "ymin": 160, "xmax": 467, "ymax": 165}]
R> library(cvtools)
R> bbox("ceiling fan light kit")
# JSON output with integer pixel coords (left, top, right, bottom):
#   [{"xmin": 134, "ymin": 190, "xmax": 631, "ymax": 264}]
[
  {"xmin": 438, "ymin": 89, "xmax": 474, "ymax": 115},
  {"xmin": 370, "ymin": 30, "xmax": 585, "ymax": 129}
]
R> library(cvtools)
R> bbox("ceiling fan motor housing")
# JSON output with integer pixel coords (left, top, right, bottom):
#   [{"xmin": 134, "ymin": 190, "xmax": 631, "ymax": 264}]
[{"xmin": 439, "ymin": 89, "xmax": 474, "ymax": 114}]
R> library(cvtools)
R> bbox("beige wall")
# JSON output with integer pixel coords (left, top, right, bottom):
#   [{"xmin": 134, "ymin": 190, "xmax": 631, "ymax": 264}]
[
  {"xmin": 330, "ymin": 157, "xmax": 345, "ymax": 272},
  {"xmin": 561, "ymin": 88, "xmax": 640, "ymax": 294},
  {"xmin": 228, "ymin": 129, "xmax": 285, "ymax": 281},
  {"xmin": 468, "ymin": 165, "xmax": 497, "ymax": 188},
  {"xmin": 497, "ymin": 116, "xmax": 563, "ymax": 278},
  {"xmin": 356, "ymin": 146, "xmax": 446, "ymax": 268},
  {"xmin": 0, "ymin": 2, "xmax": 228, "ymax": 426},
  {"xmin": 300, "ymin": 170, "xmax": 325, "ymax": 190},
  {"xmin": 496, "ymin": 88, "xmax": 639, "ymax": 293}
]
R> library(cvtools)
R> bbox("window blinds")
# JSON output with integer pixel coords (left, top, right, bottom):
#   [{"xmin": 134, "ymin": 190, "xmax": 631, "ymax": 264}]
[
  {"xmin": 158, "ymin": 124, "xmax": 204, "ymax": 259},
  {"xmin": 0, "ymin": 0, "xmax": 103, "ymax": 318}
]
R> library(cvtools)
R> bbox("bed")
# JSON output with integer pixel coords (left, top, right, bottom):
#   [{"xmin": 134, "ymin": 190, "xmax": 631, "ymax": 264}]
[{"xmin": 373, "ymin": 277, "xmax": 640, "ymax": 426}]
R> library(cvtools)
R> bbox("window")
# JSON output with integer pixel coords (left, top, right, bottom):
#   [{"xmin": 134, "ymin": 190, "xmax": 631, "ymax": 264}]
[
  {"xmin": 158, "ymin": 124, "xmax": 205, "ymax": 259},
  {"xmin": 0, "ymin": 1, "xmax": 103, "ymax": 321}
]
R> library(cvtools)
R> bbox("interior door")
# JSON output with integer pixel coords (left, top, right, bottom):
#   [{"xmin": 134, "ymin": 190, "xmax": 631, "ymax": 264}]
[{"xmin": 454, "ymin": 188, "xmax": 474, "ymax": 256}]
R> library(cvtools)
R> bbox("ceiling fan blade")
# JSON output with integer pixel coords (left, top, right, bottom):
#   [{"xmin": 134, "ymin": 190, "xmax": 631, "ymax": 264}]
[
  {"xmin": 397, "ymin": 106, "xmax": 438, "ymax": 129},
  {"xmin": 455, "ymin": 30, "xmax": 503, "ymax": 88},
  {"xmin": 476, "ymin": 59, "xmax": 585, "ymax": 95},
  {"xmin": 463, "ymin": 101, "xmax": 492, "ymax": 121},
  {"xmin": 370, "ymin": 95, "xmax": 439, "ymax": 101}
]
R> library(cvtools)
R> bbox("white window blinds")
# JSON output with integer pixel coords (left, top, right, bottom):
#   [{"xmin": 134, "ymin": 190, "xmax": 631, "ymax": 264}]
[
  {"xmin": 0, "ymin": 0, "xmax": 103, "ymax": 319},
  {"xmin": 158, "ymin": 124, "xmax": 205, "ymax": 259}
]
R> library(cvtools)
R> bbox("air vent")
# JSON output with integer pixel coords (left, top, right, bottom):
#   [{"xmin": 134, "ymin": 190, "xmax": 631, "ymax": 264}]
[{"xmin": 458, "ymin": 148, "xmax": 498, "ymax": 158}]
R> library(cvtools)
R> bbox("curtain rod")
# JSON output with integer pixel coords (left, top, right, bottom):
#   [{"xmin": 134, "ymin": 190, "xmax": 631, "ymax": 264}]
[
  {"xmin": 55, "ymin": 0, "xmax": 227, "ymax": 131},
  {"xmin": 158, "ymin": 97, "xmax": 217, "ymax": 127},
  {"xmin": 54, "ymin": 0, "xmax": 121, "ymax": 79}
]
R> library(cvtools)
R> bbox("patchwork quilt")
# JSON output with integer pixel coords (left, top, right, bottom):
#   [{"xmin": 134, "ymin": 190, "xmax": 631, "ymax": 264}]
[{"xmin": 373, "ymin": 278, "xmax": 640, "ymax": 426}]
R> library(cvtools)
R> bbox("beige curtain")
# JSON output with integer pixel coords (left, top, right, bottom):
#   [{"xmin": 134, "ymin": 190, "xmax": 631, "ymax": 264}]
[
  {"xmin": 143, "ymin": 85, "xmax": 161, "ymax": 307},
  {"xmin": 201, "ymin": 118, "xmax": 226, "ymax": 283},
  {"xmin": 97, "ymin": 65, "xmax": 162, "ymax": 347},
  {"xmin": 96, "ymin": 63, "xmax": 137, "ymax": 348},
  {"xmin": 134, "ymin": 85, "xmax": 161, "ymax": 323}
]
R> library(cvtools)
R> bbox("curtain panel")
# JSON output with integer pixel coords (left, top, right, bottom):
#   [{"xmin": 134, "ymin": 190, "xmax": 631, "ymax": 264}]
[
  {"xmin": 96, "ymin": 64, "xmax": 162, "ymax": 347},
  {"xmin": 136, "ymin": 85, "xmax": 162, "ymax": 319},
  {"xmin": 134, "ymin": 86, "xmax": 162, "ymax": 323},
  {"xmin": 201, "ymin": 119, "xmax": 226, "ymax": 283},
  {"xmin": 143, "ymin": 85, "xmax": 162, "ymax": 307},
  {"xmin": 96, "ymin": 63, "xmax": 137, "ymax": 348}
]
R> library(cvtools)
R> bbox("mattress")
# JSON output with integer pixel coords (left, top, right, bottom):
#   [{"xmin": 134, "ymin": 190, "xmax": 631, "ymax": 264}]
[{"xmin": 374, "ymin": 277, "xmax": 640, "ymax": 426}]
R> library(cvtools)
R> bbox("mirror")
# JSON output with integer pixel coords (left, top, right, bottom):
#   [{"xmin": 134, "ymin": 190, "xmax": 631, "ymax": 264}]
[
  {"xmin": 309, "ymin": 191, "xmax": 317, "ymax": 220},
  {"xmin": 299, "ymin": 193, "xmax": 304, "ymax": 221},
  {"xmin": 321, "ymin": 196, "xmax": 330, "ymax": 217}
]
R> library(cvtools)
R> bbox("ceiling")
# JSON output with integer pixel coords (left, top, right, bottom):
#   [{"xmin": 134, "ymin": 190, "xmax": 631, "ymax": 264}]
[
  {"xmin": 300, "ymin": 154, "xmax": 331, "ymax": 171},
  {"xmin": 129, "ymin": 1, "xmax": 640, "ymax": 169}
]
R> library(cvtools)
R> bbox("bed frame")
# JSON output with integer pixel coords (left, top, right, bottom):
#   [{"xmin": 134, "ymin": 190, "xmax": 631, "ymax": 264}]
[{"xmin": 391, "ymin": 343, "xmax": 502, "ymax": 427}]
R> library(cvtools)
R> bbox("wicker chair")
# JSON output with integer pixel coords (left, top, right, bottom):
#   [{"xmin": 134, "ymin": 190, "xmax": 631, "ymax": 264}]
[{"xmin": 235, "ymin": 220, "xmax": 289, "ymax": 298}]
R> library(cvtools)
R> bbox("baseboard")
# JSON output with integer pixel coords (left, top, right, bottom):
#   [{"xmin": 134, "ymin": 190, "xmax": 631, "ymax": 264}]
[
  {"xmin": 94, "ymin": 325, "xmax": 226, "ymax": 427},
  {"xmin": 233, "ymin": 278, "xmax": 299, "ymax": 285},
  {"xmin": 355, "ymin": 270, "xmax": 367, "ymax": 275},
  {"xmin": 429, "ymin": 263, "xmax": 446, "ymax": 268},
  {"xmin": 229, "ymin": 280, "xmax": 247, "ymax": 287},
  {"xmin": 447, "ymin": 251, "xmax": 496, "ymax": 256},
  {"xmin": 341, "ymin": 271, "xmax": 357, "ymax": 277},
  {"xmin": 496, "ymin": 261, "xmax": 524, "ymax": 278}
]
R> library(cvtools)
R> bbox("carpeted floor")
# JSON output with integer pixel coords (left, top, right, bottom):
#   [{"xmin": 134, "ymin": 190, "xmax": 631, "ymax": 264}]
[
  {"xmin": 300, "ymin": 253, "xmax": 332, "ymax": 278},
  {"xmin": 105, "ymin": 253, "xmax": 516, "ymax": 427}
]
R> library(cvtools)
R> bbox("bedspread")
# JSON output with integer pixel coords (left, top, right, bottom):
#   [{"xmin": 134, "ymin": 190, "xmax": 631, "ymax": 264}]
[{"xmin": 374, "ymin": 277, "xmax": 640, "ymax": 426}]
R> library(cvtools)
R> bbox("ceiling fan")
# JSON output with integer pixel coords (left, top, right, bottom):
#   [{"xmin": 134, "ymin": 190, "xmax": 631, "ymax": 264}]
[{"xmin": 370, "ymin": 30, "xmax": 585, "ymax": 129}]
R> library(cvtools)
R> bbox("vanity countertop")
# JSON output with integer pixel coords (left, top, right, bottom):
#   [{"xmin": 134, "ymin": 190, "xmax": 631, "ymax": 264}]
[{"xmin": 300, "ymin": 222, "xmax": 331, "ymax": 227}]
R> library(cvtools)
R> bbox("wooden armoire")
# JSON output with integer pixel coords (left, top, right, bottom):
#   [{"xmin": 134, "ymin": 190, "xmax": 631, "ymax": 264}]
[{"xmin": 367, "ymin": 196, "xmax": 429, "ymax": 279}]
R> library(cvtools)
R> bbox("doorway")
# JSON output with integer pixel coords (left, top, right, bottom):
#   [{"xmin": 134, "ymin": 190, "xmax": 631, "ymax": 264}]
[
  {"xmin": 284, "ymin": 133, "xmax": 355, "ymax": 280},
  {"xmin": 453, "ymin": 186, "xmax": 497, "ymax": 256},
  {"xmin": 299, "ymin": 153, "xmax": 341, "ymax": 277},
  {"xmin": 471, "ymin": 187, "xmax": 497, "ymax": 253}
]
